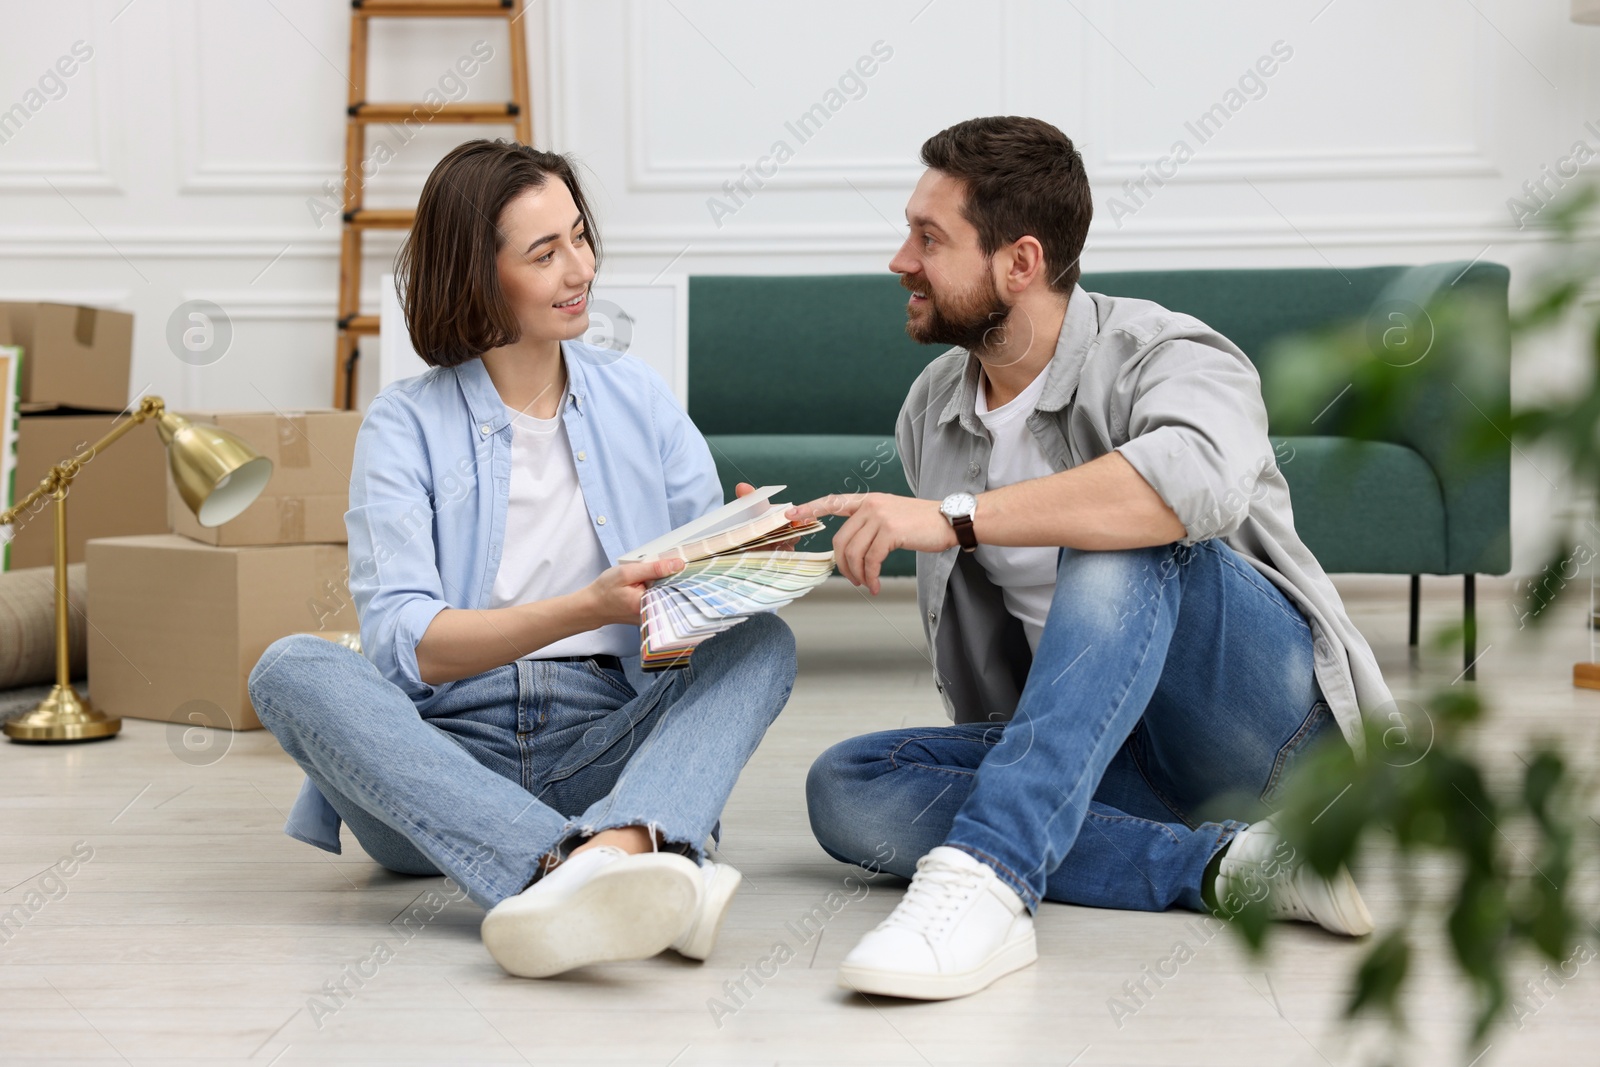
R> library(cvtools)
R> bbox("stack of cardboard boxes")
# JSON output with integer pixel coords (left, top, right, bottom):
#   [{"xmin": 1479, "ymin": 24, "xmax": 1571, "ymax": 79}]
[
  {"xmin": 2, "ymin": 301, "xmax": 166, "ymax": 570},
  {"xmin": 88, "ymin": 410, "xmax": 367, "ymax": 730},
  {"xmin": 0, "ymin": 301, "xmax": 366, "ymax": 730}
]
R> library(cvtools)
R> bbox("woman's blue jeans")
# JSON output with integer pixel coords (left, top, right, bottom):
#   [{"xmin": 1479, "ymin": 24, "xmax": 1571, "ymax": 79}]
[
  {"xmin": 248, "ymin": 613, "xmax": 797, "ymax": 909},
  {"xmin": 806, "ymin": 540, "xmax": 1343, "ymax": 914}
]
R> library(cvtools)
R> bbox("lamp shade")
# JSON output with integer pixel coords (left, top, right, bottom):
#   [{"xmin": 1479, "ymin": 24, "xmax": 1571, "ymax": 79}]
[
  {"xmin": 1577, "ymin": 0, "xmax": 1600, "ymax": 23},
  {"xmin": 155, "ymin": 411, "xmax": 274, "ymax": 527}
]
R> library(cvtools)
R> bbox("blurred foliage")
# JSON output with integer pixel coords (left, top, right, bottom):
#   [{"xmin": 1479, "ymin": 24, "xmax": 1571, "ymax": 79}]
[{"xmin": 1231, "ymin": 184, "xmax": 1600, "ymax": 1064}]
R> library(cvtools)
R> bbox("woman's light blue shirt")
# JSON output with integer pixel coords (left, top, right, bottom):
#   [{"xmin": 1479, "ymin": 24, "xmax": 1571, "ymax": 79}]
[{"xmin": 285, "ymin": 340, "xmax": 724, "ymax": 852}]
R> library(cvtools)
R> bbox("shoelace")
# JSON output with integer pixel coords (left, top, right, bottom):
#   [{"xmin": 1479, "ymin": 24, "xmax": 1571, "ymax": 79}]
[
  {"xmin": 1227, "ymin": 845, "xmax": 1313, "ymax": 921},
  {"xmin": 1267, "ymin": 870, "xmax": 1314, "ymax": 921},
  {"xmin": 882, "ymin": 856, "xmax": 986, "ymax": 936}
]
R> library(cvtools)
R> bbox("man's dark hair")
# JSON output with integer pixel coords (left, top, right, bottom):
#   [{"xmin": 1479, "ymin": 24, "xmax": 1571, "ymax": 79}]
[
  {"xmin": 396, "ymin": 139, "xmax": 602, "ymax": 367},
  {"xmin": 919, "ymin": 116, "xmax": 1091, "ymax": 294}
]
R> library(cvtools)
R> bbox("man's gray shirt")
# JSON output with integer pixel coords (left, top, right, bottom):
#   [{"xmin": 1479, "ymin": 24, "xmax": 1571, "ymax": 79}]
[{"xmin": 895, "ymin": 284, "xmax": 1391, "ymax": 753}]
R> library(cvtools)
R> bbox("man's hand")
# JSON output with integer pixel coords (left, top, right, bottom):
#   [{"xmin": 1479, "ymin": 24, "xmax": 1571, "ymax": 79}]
[{"xmin": 786, "ymin": 492, "xmax": 956, "ymax": 594}]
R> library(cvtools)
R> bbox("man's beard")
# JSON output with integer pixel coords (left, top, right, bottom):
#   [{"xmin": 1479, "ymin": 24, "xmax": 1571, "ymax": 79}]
[{"xmin": 901, "ymin": 270, "xmax": 1011, "ymax": 354}]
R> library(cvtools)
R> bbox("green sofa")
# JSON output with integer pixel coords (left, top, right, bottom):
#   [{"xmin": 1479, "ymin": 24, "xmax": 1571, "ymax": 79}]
[{"xmin": 687, "ymin": 264, "xmax": 1511, "ymax": 672}]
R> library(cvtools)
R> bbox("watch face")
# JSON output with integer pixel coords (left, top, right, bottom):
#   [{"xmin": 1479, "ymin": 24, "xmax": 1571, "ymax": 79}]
[{"xmin": 941, "ymin": 492, "xmax": 978, "ymax": 519}]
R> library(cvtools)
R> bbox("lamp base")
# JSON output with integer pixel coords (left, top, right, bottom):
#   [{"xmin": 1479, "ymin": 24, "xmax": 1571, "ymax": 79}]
[{"xmin": 3, "ymin": 684, "xmax": 121, "ymax": 743}]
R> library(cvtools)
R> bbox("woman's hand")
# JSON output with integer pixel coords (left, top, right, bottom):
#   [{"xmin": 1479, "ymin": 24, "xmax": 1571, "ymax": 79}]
[{"xmin": 580, "ymin": 557, "xmax": 685, "ymax": 627}]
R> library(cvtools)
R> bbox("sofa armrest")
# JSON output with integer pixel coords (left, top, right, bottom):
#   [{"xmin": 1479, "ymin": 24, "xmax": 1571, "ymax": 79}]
[{"xmin": 1369, "ymin": 261, "xmax": 1511, "ymax": 575}]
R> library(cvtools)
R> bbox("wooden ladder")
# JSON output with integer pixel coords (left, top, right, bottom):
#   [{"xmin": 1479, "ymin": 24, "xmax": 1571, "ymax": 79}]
[{"xmin": 333, "ymin": 0, "xmax": 533, "ymax": 411}]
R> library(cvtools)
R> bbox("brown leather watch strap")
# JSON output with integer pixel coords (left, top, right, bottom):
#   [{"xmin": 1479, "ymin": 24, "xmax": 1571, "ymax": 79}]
[{"xmin": 951, "ymin": 513, "xmax": 978, "ymax": 552}]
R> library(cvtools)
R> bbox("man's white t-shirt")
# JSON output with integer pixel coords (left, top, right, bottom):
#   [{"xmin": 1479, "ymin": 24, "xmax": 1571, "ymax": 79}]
[
  {"xmin": 974, "ymin": 368, "xmax": 1060, "ymax": 654},
  {"xmin": 485, "ymin": 399, "xmax": 634, "ymax": 658}
]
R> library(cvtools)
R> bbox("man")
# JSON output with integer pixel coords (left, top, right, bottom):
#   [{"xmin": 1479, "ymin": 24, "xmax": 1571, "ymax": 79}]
[{"xmin": 796, "ymin": 116, "xmax": 1389, "ymax": 1001}]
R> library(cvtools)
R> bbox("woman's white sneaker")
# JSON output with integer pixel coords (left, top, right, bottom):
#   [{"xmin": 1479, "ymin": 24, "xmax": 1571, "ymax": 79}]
[
  {"xmin": 837, "ymin": 846, "xmax": 1037, "ymax": 1000},
  {"xmin": 481, "ymin": 846, "xmax": 701, "ymax": 978},
  {"xmin": 1218, "ymin": 818, "xmax": 1375, "ymax": 936},
  {"xmin": 670, "ymin": 861, "xmax": 742, "ymax": 961}
]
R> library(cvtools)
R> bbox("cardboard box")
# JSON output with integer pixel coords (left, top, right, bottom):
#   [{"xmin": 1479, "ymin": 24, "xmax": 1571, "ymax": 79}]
[
  {"xmin": 7, "ymin": 410, "xmax": 169, "ymax": 570},
  {"xmin": 0, "ymin": 302, "xmax": 133, "ymax": 412},
  {"xmin": 169, "ymin": 409, "xmax": 360, "ymax": 546},
  {"xmin": 86, "ymin": 534, "xmax": 357, "ymax": 730}
]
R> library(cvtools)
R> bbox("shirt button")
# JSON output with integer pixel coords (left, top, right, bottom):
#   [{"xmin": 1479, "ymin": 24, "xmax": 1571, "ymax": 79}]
[
  {"xmin": 480, "ymin": 423, "xmax": 491, "ymax": 434},
  {"xmin": 596, "ymin": 515, "xmax": 607, "ymax": 526},
  {"xmin": 968, "ymin": 462, "xmax": 980, "ymax": 476},
  {"xmin": 576, "ymin": 451, "xmax": 587, "ymax": 461},
  {"xmin": 928, "ymin": 610, "xmax": 938, "ymax": 623}
]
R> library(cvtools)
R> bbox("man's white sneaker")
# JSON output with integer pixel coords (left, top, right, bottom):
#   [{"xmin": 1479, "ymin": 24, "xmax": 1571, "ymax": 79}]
[
  {"xmin": 670, "ymin": 861, "xmax": 742, "ymax": 961},
  {"xmin": 1218, "ymin": 818, "xmax": 1375, "ymax": 936},
  {"xmin": 481, "ymin": 846, "xmax": 701, "ymax": 978},
  {"xmin": 837, "ymin": 846, "xmax": 1036, "ymax": 1000}
]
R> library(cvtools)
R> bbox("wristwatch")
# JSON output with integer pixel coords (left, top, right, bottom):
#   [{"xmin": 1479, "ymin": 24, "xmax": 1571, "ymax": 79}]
[{"xmin": 940, "ymin": 492, "xmax": 979, "ymax": 553}]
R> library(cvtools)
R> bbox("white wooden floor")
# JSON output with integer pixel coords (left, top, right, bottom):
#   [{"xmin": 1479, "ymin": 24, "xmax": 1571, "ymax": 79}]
[{"xmin": 2, "ymin": 575, "xmax": 1597, "ymax": 1066}]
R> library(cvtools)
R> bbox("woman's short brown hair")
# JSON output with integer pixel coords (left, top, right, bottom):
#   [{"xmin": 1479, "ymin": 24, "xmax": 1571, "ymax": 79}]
[{"xmin": 396, "ymin": 139, "xmax": 602, "ymax": 367}]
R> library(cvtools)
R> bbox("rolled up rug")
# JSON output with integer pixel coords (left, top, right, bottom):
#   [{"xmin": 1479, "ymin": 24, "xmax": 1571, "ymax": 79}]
[{"xmin": 0, "ymin": 562, "xmax": 87, "ymax": 691}]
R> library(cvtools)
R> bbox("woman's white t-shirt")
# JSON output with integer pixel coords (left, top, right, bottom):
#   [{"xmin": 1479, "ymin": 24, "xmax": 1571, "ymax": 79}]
[
  {"xmin": 485, "ymin": 399, "xmax": 634, "ymax": 658},
  {"xmin": 973, "ymin": 368, "xmax": 1060, "ymax": 655}
]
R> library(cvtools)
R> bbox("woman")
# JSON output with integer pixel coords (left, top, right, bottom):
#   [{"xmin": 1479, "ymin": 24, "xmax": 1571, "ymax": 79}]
[{"xmin": 247, "ymin": 139, "xmax": 797, "ymax": 979}]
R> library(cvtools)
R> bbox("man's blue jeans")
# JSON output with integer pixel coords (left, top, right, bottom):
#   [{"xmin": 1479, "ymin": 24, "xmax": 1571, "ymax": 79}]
[
  {"xmin": 248, "ymin": 614, "xmax": 797, "ymax": 910},
  {"xmin": 806, "ymin": 540, "xmax": 1342, "ymax": 913}
]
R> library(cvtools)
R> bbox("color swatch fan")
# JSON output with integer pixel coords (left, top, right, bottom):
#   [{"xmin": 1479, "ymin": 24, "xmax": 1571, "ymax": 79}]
[{"xmin": 620, "ymin": 485, "xmax": 834, "ymax": 670}]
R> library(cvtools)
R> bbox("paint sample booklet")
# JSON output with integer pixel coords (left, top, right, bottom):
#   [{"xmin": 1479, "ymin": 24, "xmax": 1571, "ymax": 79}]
[{"xmin": 624, "ymin": 485, "xmax": 834, "ymax": 669}]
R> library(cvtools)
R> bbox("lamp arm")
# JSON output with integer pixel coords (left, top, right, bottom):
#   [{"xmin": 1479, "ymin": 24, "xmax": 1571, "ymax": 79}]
[{"xmin": 0, "ymin": 395, "xmax": 166, "ymax": 528}]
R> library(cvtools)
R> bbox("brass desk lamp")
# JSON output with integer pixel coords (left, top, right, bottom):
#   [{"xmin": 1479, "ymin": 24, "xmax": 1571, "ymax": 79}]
[{"xmin": 1, "ymin": 396, "xmax": 273, "ymax": 743}]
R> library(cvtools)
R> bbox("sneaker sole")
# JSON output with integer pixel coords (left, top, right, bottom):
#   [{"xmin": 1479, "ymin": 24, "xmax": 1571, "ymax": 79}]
[
  {"xmin": 674, "ymin": 865, "xmax": 742, "ymax": 962},
  {"xmin": 481, "ymin": 854, "xmax": 700, "ymax": 978},
  {"xmin": 837, "ymin": 931, "xmax": 1038, "ymax": 1001},
  {"xmin": 1319, "ymin": 866, "xmax": 1376, "ymax": 937}
]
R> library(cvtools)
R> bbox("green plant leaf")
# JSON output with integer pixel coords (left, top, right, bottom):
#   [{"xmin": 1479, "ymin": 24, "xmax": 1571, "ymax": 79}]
[{"xmin": 1347, "ymin": 932, "xmax": 1410, "ymax": 1025}]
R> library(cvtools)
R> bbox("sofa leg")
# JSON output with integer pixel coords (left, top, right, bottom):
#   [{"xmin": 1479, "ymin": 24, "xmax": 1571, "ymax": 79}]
[
  {"xmin": 1409, "ymin": 575, "xmax": 1420, "ymax": 648},
  {"xmin": 1464, "ymin": 574, "xmax": 1477, "ymax": 680}
]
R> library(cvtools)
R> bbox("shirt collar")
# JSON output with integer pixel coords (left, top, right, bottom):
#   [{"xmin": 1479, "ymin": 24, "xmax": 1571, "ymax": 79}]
[
  {"xmin": 938, "ymin": 284, "xmax": 1096, "ymax": 430},
  {"xmin": 455, "ymin": 341, "xmax": 590, "ymax": 436}
]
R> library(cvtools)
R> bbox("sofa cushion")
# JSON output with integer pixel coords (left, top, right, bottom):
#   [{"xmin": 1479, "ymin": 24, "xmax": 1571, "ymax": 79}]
[
  {"xmin": 688, "ymin": 264, "xmax": 1504, "ymax": 577},
  {"xmin": 1275, "ymin": 436, "xmax": 1446, "ymax": 574},
  {"xmin": 688, "ymin": 269, "xmax": 1410, "ymax": 436},
  {"xmin": 1081, "ymin": 268, "xmax": 1402, "ymax": 374},
  {"xmin": 689, "ymin": 275, "xmax": 928, "ymax": 436}
]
